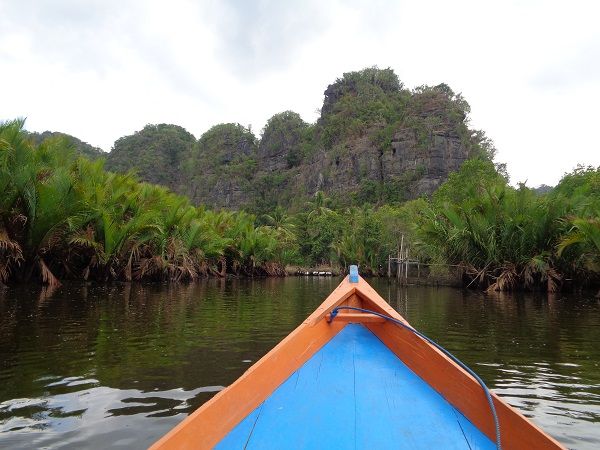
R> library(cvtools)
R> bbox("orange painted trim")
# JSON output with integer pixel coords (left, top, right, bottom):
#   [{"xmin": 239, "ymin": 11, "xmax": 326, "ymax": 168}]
[{"xmin": 150, "ymin": 276, "xmax": 565, "ymax": 450}]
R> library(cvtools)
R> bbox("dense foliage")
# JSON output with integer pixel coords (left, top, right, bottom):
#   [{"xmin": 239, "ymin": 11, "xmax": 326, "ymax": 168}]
[
  {"xmin": 413, "ymin": 160, "xmax": 600, "ymax": 292},
  {"xmin": 2, "ymin": 119, "xmax": 599, "ymax": 291},
  {"xmin": 106, "ymin": 124, "xmax": 195, "ymax": 192},
  {"xmin": 0, "ymin": 119, "xmax": 286, "ymax": 287},
  {"xmin": 184, "ymin": 123, "xmax": 258, "ymax": 208},
  {"xmin": 259, "ymin": 111, "xmax": 312, "ymax": 169},
  {"xmin": 318, "ymin": 67, "xmax": 409, "ymax": 148}
]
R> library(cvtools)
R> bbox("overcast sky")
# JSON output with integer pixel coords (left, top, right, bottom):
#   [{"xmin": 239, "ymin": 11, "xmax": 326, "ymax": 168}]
[{"xmin": 2, "ymin": 0, "xmax": 599, "ymax": 186}]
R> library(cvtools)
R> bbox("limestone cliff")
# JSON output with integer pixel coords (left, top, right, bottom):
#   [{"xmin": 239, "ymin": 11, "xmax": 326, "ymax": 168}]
[
  {"xmin": 100, "ymin": 68, "xmax": 494, "ymax": 211},
  {"xmin": 185, "ymin": 123, "xmax": 257, "ymax": 209}
]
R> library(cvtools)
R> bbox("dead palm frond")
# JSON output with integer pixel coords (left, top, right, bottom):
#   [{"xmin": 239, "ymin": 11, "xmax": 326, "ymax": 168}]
[
  {"xmin": 39, "ymin": 258, "xmax": 61, "ymax": 287},
  {"xmin": 0, "ymin": 228, "xmax": 23, "ymax": 283},
  {"xmin": 486, "ymin": 264, "xmax": 518, "ymax": 292}
]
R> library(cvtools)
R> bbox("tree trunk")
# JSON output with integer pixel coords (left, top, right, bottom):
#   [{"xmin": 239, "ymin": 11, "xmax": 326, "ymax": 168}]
[{"xmin": 219, "ymin": 257, "xmax": 226, "ymax": 277}]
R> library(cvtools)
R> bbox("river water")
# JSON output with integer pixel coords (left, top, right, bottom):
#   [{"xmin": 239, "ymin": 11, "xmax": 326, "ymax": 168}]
[{"xmin": 0, "ymin": 278, "xmax": 599, "ymax": 449}]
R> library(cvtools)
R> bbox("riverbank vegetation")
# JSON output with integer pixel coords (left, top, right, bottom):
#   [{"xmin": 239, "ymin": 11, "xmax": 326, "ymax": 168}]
[
  {"xmin": 0, "ymin": 119, "xmax": 287, "ymax": 287},
  {"xmin": 1, "ymin": 119, "xmax": 598, "ymax": 291},
  {"xmin": 414, "ymin": 160, "xmax": 599, "ymax": 292}
]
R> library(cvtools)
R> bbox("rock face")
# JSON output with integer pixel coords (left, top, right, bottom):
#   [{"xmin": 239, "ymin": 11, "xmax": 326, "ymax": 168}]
[
  {"xmin": 184, "ymin": 123, "xmax": 257, "ymax": 209},
  {"xmin": 257, "ymin": 111, "xmax": 308, "ymax": 172},
  {"xmin": 273, "ymin": 76, "xmax": 478, "ymax": 206},
  {"xmin": 99, "ymin": 68, "xmax": 492, "ymax": 211},
  {"xmin": 283, "ymin": 127, "xmax": 470, "ymax": 205},
  {"xmin": 386, "ymin": 129, "xmax": 469, "ymax": 196}
]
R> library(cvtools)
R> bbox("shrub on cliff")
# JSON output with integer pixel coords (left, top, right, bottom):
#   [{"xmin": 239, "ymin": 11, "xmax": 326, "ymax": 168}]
[
  {"xmin": 318, "ymin": 67, "xmax": 409, "ymax": 148},
  {"xmin": 106, "ymin": 124, "xmax": 195, "ymax": 191},
  {"xmin": 260, "ymin": 111, "xmax": 311, "ymax": 168}
]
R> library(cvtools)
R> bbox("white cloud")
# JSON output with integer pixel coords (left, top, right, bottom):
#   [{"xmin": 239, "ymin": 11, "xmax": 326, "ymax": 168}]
[{"xmin": 1, "ymin": 0, "xmax": 598, "ymax": 186}]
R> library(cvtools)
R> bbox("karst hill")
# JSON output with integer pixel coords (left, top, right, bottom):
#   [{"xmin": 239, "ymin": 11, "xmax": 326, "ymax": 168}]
[{"xmin": 54, "ymin": 68, "xmax": 497, "ymax": 212}]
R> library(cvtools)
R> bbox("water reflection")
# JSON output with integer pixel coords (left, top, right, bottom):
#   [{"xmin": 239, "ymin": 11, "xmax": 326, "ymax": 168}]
[
  {"xmin": 0, "ymin": 382, "xmax": 222, "ymax": 449},
  {"xmin": 0, "ymin": 278, "xmax": 598, "ymax": 449}
]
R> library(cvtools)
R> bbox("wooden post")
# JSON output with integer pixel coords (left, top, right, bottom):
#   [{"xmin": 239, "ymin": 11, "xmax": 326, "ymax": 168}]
[
  {"xmin": 387, "ymin": 254, "xmax": 391, "ymax": 278},
  {"xmin": 396, "ymin": 255, "xmax": 400, "ymax": 280},
  {"xmin": 398, "ymin": 235, "xmax": 404, "ymax": 281},
  {"xmin": 405, "ymin": 248, "xmax": 409, "ymax": 281}
]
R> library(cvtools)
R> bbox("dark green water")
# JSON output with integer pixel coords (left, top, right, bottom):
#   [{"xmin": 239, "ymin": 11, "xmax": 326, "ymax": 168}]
[{"xmin": 0, "ymin": 278, "xmax": 599, "ymax": 449}]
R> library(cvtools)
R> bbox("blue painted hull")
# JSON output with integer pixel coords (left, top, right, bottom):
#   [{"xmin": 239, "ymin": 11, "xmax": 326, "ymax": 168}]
[{"xmin": 216, "ymin": 324, "xmax": 495, "ymax": 449}]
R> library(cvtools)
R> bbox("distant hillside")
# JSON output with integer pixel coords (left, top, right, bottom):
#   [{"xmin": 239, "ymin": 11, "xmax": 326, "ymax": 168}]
[
  {"xmin": 26, "ymin": 130, "xmax": 105, "ymax": 159},
  {"xmin": 533, "ymin": 184, "xmax": 554, "ymax": 195},
  {"xmin": 102, "ymin": 67, "xmax": 496, "ymax": 211},
  {"xmin": 106, "ymin": 124, "xmax": 196, "ymax": 192}
]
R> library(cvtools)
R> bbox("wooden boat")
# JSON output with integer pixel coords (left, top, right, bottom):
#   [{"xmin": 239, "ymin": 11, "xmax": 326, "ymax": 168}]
[{"xmin": 151, "ymin": 267, "xmax": 564, "ymax": 450}]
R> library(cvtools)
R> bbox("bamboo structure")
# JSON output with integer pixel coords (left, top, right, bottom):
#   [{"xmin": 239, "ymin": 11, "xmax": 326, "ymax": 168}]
[{"xmin": 388, "ymin": 234, "xmax": 421, "ymax": 285}]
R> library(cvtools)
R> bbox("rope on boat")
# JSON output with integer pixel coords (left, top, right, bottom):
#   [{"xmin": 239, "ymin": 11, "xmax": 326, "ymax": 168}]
[{"xmin": 328, "ymin": 306, "xmax": 502, "ymax": 450}]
